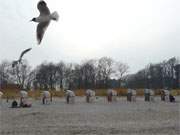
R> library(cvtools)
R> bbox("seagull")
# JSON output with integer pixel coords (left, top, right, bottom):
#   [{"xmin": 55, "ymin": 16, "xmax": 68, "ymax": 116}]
[
  {"xmin": 12, "ymin": 48, "xmax": 32, "ymax": 68},
  {"xmin": 31, "ymin": 0, "xmax": 59, "ymax": 44}
]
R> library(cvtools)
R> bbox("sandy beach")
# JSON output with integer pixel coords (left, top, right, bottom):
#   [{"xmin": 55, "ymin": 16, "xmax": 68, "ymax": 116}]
[{"xmin": 0, "ymin": 96, "xmax": 179, "ymax": 135}]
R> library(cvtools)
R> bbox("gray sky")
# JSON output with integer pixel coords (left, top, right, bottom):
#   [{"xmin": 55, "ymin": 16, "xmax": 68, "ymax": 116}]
[{"xmin": 0, "ymin": 0, "xmax": 180, "ymax": 73}]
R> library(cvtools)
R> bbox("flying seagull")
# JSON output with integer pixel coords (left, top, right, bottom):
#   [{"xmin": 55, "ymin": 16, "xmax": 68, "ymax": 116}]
[
  {"xmin": 12, "ymin": 48, "xmax": 32, "ymax": 68},
  {"xmin": 31, "ymin": 0, "xmax": 59, "ymax": 44}
]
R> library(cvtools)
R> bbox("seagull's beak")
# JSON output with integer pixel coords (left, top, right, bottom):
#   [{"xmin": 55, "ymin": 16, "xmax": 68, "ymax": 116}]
[{"xmin": 30, "ymin": 18, "xmax": 35, "ymax": 22}]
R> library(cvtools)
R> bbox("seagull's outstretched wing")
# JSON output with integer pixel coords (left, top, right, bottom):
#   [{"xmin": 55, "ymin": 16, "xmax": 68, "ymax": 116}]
[
  {"xmin": 36, "ymin": 21, "xmax": 50, "ymax": 44},
  {"xmin": 37, "ymin": 0, "xmax": 50, "ymax": 15},
  {"xmin": 19, "ymin": 48, "xmax": 32, "ymax": 61}
]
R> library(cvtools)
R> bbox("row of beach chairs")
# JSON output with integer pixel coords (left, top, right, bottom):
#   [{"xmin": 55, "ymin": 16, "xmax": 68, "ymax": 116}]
[{"xmin": 0, "ymin": 89, "xmax": 176, "ymax": 108}]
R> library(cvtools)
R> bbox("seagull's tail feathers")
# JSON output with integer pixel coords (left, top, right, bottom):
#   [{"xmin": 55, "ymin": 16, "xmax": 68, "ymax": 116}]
[{"xmin": 51, "ymin": 11, "xmax": 59, "ymax": 21}]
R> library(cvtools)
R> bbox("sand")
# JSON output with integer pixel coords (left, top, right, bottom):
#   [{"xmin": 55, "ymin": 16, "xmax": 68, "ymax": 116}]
[{"xmin": 0, "ymin": 96, "xmax": 179, "ymax": 135}]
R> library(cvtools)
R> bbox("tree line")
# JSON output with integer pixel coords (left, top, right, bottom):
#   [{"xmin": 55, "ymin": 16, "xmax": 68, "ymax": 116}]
[
  {"xmin": 0, "ymin": 57, "xmax": 179, "ymax": 90},
  {"xmin": 0, "ymin": 57, "xmax": 129, "ymax": 90},
  {"xmin": 126, "ymin": 57, "xmax": 180, "ymax": 89}
]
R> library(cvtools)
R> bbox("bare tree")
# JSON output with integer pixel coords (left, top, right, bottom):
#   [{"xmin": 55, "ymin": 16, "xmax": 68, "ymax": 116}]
[
  {"xmin": 97, "ymin": 57, "xmax": 114, "ymax": 88},
  {"xmin": 114, "ymin": 62, "xmax": 129, "ymax": 87},
  {"xmin": 35, "ymin": 62, "xmax": 58, "ymax": 90},
  {"xmin": 80, "ymin": 59, "xmax": 96, "ymax": 89},
  {"xmin": 0, "ymin": 60, "xmax": 11, "ymax": 89},
  {"xmin": 125, "ymin": 57, "xmax": 179, "ymax": 89},
  {"xmin": 56, "ymin": 61, "xmax": 66, "ymax": 90},
  {"xmin": 25, "ymin": 70, "xmax": 36, "ymax": 90},
  {"xmin": 11, "ymin": 60, "xmax": 31, "ymax": 89}
]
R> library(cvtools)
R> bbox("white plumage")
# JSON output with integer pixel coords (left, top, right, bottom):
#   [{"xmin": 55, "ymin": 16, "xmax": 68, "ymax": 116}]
[{"xmin": 31, "ymin": 0, "xmax": 59, "ymax": 44}]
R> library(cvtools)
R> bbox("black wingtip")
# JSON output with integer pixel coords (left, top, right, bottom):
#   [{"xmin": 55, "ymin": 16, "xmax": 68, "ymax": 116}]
[
  {"xmin": 39, "ymin": 0, "xmax": 46, "ymax": 6},
  {"xmin": 37, "ymin": 40, "xmax": 41, "ymax": 45},
  {"xmin": 37, "ymin": 35, "xmax": 43, "ymax": 45}
]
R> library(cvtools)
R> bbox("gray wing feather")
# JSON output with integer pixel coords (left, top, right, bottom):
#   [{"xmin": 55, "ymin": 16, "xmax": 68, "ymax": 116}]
[
  {"xmin": 19, "ymin": 48, "xmax": 32, "ymax": 60},
  {"xmin": 36, "ymin": 21, "xmax": 50, "ymax": 44},
  {"xmin": 37, "ymin": 0, "xmax": 50, "ymax": 15}
]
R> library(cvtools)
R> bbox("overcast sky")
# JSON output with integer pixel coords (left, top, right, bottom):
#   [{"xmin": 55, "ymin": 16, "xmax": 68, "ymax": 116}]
[{"xmin": 0, "ymin": 0, "xmax": 179, "ymax": 73}]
